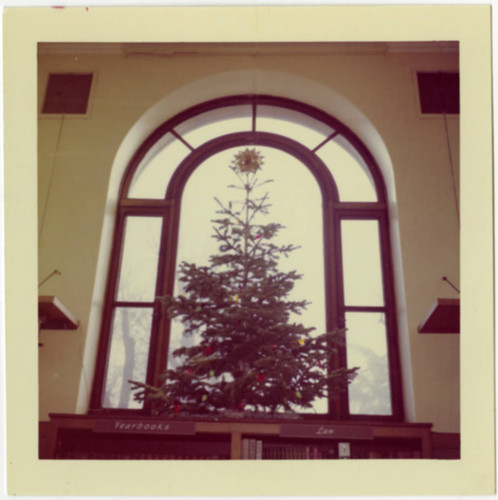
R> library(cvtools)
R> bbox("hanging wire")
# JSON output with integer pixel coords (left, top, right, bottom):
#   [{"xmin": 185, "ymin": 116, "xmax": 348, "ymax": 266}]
[
  {"xmin": 442, "ymin": 276, "xmax": 460, "ymax": 294},
  {"xmin": 38, "ymin": 269, "xmax": 61, "ymax": 288},
  {"xmin": 39, "ymin": 113, "xmax": 65, "ymax": 239},
  {"xmin": 438, "ymin": 72, "xmax": 460, "ymax": 227}
]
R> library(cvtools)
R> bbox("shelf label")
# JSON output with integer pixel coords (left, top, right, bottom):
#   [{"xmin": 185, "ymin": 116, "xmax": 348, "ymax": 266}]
[
  {"xmin": 280, "ymin": 423, "xmax": 373, "ymax": 440},
  {"xmin": 93, "ymin": 419, "xmax": 195, "ymax": 435},
  {"xmin": 338, "ymin": 442, "xmax": 351, "ymax": 458}
]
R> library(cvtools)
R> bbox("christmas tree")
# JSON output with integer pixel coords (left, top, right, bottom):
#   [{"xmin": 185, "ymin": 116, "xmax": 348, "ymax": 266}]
[{"xmin": 130, "ymin": 148, "xmax": 358, "ymax": 416}]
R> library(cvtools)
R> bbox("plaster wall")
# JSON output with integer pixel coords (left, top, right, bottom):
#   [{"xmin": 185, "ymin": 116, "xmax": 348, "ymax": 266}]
[{"xmin": 38, "ymin": 46, "xmax": 459, "ymax": 432}]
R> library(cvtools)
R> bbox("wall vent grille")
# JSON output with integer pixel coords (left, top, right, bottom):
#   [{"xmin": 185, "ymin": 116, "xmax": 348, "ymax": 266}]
[
  {"xmin": 417, "ymin": 72, "xmax": 459, "ymax": 114},
  {"xmin": 42, "ymin": 73, "xmax": 93, "ymax": 114}
]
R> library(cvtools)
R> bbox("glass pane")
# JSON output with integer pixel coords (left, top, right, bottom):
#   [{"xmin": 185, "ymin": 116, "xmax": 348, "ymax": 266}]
[
  {"xmin": 257, "ymin": 105, "xmax": 333, "ymax": 150},
  {"xmin": 316, "ymin": 135, "xmax": 377, "ymax": 201},
  {"xmin": 103, "ymin": 307, "xmax": 153, "ymax": 409},
  {"xmin": 174, "ymin": 105, "xmax": 252, "ymax": 149},
  {"xmin": 128, "ymin": 133, "xmax": 190, "ymax": 199},
  {"xmin": 345, "ymin": 312, "xmax": 392, "ymax": 415},
  {"xmin": 171, "ymin": 146, "xmax": 327, "ymax": 414},
  {"xmin": 117, "ymin": 217, "xmax": 163, "ymax": 302},
  {"xmin": 341, "ymin": 219, "xmax": 384, "ymax": 306}
]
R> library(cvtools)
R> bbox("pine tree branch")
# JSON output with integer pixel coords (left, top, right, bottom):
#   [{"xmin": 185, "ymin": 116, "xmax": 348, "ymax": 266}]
[{"xmin": 214, "ymin": 197, "xmax": 245, "ymax": 226}]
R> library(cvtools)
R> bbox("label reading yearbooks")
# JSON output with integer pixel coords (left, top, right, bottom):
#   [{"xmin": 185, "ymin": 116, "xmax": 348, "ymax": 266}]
[
  {"xmin": 93, "ymin": 419, "xmax": 195, "ymax": 435},
  {"xmin": 280, "ymin": 423, "xmax": 373, "ymax": 440}
]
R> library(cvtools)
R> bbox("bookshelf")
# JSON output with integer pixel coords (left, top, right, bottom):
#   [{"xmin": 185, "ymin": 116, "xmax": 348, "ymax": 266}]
[
  {"xmin": 44, "ymin": 414, "xmax": 434, "ymax": 460},
  {"xmin": 39, "ymin": 296, "xmax": 79, "ymax": 330},
  {"xmin": 418, "ymin": 298, "xmax": 459, "ymax": 333}
]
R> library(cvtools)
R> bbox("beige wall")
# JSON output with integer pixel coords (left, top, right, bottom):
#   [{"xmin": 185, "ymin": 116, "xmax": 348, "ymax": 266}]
[{"xmin": 38, "ymin": 44, "xmax": 459, "ymax": 432}]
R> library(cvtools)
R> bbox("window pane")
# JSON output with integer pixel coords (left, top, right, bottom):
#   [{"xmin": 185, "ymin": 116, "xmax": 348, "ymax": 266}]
[
  {"xmin": 341, "ymin": 219, "xmax": 384, "ymax": 307},
  {"xmin": 103, "ymin": 307, "xmax": 153, "ymax": 409},
  {"xmin": 171, "ymin": 146, "xmax": 327, "ymax": 413},
  {"xmin": 174, "ymin": 105, "xmax": 252, "ymax": 148},
  {"xmin": 345, "ymin": 312, "xmax": 392, "ymax": 415},
  {"xmin": 128, "ymin": 133, "xmax": 190, "ymax": 199},
  {"xmin": 257, "ymin": 105, "xmax": 334, "ymax": 150},
  {"xmin": 117, "ymin": 217, "xmax": 163, "ymax": 302},
  {"xmin": 316, "ymin": 136, "xmax": 377, "ymax": 201}
]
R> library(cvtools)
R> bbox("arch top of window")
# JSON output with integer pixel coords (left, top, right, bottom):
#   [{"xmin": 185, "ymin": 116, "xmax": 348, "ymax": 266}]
[{"xmin": 123, "ymin": 96, "xmax": 383, "ymax": 202}]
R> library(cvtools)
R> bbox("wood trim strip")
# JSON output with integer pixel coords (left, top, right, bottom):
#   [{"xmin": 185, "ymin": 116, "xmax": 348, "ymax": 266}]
[{"xmin": 231, "ymin": 431, "xmax": 242, "ymax": 459}]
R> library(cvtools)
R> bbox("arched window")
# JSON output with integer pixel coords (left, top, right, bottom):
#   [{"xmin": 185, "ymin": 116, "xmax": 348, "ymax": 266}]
[{"xmin": 91, "ymin": 95, "xmax": 403, "ymax": 421}]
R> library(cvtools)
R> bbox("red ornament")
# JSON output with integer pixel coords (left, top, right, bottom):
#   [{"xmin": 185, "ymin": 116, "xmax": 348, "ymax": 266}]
[
  {"xmin": 255, "ymin": 234, "xmax": 262, "ymax": 240},
  {"xmin": 258, "ymin": 373, "xmax": 265, "ymax": 383},
  {"xmin": 187, "ymin": 368, "xmax": 193, "ymax": 375},
  {"xmin": 205, "ymin": 346, "xmax": 213, "ymax": 355},
  {"xmin": 174, "ymin": 403, "xmax": 180, "ymax": 413}
]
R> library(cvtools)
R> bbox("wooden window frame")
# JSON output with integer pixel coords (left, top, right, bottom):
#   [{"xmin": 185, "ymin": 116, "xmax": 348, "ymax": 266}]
[{"xmin": 90, "ymin": 95, "xmax": 404, "ymax": 422}]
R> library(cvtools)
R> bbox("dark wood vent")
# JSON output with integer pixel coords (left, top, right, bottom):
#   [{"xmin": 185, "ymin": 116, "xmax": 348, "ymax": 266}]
[
  {"xmin": 42, "ymin": 73, "xmax": 93, "ymax": 114},
  {"xmin": 417, "ymin": 72, "xmax": 459, "ymax": 114}
]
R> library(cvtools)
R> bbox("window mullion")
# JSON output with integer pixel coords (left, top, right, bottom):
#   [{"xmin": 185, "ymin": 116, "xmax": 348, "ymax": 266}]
[
  {"xmin": 112, "ymin": 301, "xmax": 156, "ymax": 308},
  {"xmin": 171, "ymin": 129, "xmax": 195, "ymax": 151},
  {"xmin": 312, "ymin": 130, "xmax": 339, "ymax": 153},
  {"xmin": 147, "ymin": 202, "xmax": 177, "ymax": 389},
  {"xmin": 345, "ymin": 305, "xmax": 386, "ymax": 313}
]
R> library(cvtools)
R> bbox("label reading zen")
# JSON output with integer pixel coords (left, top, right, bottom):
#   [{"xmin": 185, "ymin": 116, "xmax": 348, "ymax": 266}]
[
  {"xmin": 280, "ymin": 423, "xmax": 373, "ymax": 440},
  {"xmin": 93, "ymin": 419, "xmax": 195, "ymax": 435}
]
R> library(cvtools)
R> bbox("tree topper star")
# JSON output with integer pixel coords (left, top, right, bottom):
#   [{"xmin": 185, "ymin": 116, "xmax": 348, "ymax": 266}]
[{"xmin": 231, "ymin": 148, "xmax": 264, "ymax": 174}]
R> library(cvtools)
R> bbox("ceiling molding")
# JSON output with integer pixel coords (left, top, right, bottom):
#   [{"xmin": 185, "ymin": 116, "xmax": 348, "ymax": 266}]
[{"xmin": 38, "ymin": 41, "xmax": 458, "ymax": 57}]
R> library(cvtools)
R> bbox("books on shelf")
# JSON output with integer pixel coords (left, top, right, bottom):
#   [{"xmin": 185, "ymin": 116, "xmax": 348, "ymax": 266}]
[
  {"xmin": 256, "ymin": 439, "xmax": 263, "ymax": 459},
  {"xmin": 47, "ymin": 415, "xmax": 432, "ymax": 460},
  {"xmin": 242, "ymin": 438, "xmax": 261, "ymax": 459},
  {"xmin": 242, "ymin": 439, "xmax": 337, "ymax": 459},
  {"xmin": 240, "ymin": 439, "xmax": 423, "ymax": 460}
]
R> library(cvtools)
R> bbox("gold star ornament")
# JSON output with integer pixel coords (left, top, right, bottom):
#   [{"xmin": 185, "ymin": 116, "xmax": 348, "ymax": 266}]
[{"xmin": 231, "ymin": 148, "xmax": 264, "ymax": 174}]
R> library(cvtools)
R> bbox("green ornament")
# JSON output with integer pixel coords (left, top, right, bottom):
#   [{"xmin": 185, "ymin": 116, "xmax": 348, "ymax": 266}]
[
  {"xmin": 209, "ymin": 370, "xmax": 215, "ymax": 377},
  {"xmin": 201, "ymin": 394, "xmax": 208, "ymax": 402},
  {"xmin": 195, "ymin": 306, "xmax": 202, "ymax": 312},
  {"xmin": 295, "ymin": 391, "xmax": 302, "ymax": 399}
]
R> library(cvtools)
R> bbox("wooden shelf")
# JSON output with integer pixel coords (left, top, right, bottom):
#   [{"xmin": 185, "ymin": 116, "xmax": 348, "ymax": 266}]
[
  {"xmin": 418, "ymin": 298, "xmax": 459, "ymax": 334},
  {"xmin": 39, "ymin": 296, "xmax": 79, "ymax": 330},
  {"xmin": 43, "ymin": 413, "xmax": 434, "ymax": 460}
]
